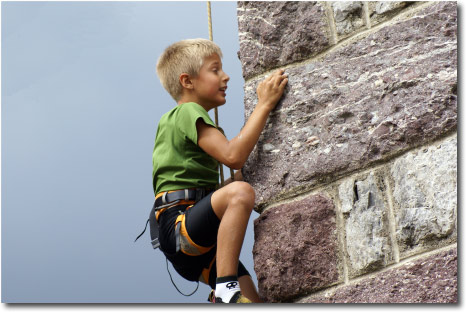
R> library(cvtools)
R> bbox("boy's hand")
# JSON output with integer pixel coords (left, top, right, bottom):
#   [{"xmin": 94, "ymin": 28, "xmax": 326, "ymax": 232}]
[{"xmin": 256, "ymin": 69, "xmax": 288, "ymax": 112}]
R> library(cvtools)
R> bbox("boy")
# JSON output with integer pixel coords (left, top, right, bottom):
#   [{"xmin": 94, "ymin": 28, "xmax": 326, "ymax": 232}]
[{"xmin": 152, "ymin": 38, "xmax": 287, "ymax": 303}]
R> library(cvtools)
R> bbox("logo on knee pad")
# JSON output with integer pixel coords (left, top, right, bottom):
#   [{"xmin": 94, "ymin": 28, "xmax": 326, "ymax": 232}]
[{"xmin": 226, "ymin": 281, "xmax": 238, "ymax": 290}]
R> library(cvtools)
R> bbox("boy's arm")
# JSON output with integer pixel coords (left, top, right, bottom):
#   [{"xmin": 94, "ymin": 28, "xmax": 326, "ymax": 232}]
[{"xmin": 197, "ymin": 69, "xmax": 288, "ymax": 169}]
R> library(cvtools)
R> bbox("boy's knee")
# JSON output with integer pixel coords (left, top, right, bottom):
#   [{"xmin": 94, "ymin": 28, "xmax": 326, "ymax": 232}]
[
  {"xmin": 231, "ymin": 181, "xmax": 255, "ymax": 199},
  {"xmin": 229, "ymin": 182, "xmax": 255, "ymax": 211}
]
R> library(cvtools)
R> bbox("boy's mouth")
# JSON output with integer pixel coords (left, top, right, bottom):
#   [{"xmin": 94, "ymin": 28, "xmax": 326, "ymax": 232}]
[{"xmin": 219, "ymin": 86, "xmax": 227, "ymax": 97}]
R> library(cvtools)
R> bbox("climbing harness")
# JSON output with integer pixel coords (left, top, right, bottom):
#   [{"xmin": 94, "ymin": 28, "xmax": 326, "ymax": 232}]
[{"xmin": 134, "ymin": 188, "xmax": 212, "ymax": 251}]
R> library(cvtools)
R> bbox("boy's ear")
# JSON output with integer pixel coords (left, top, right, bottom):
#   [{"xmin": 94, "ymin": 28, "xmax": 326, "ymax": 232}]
[{"xmin": 179, "ymin": 73, "xmax": 194, "ymax": 90}]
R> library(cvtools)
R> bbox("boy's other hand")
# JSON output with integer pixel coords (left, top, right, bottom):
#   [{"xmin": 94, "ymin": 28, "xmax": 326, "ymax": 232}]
[{"xmin": 256, "ymin": 69, "xmax": 288, "ymax": 112}]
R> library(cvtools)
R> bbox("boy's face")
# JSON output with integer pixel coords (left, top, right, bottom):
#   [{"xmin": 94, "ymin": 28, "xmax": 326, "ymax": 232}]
[{"xmin": 191, "ymin": 53, "xmax": 230, "ymax": 108}]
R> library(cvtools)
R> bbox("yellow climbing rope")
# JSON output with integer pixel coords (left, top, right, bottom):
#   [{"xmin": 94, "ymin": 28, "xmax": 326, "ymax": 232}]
[
  {"xmin": 206, "ymin": 1, "xmax": 235, "ymax": 186},
  {"xmin": 207, "ymin": 2, "xmax": 214, "ymax": 46}
]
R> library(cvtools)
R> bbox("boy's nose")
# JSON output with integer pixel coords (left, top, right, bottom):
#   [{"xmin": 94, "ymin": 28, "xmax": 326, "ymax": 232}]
[{"xmin": 223, "ymin": 73, "xmax": 230, "ymax": 82}]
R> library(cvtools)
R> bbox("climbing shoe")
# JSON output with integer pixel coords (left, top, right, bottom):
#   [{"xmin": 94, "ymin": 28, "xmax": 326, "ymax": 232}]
[
  {"xmin": 207, "ymin": 290, "xmax": 216, "ymax": 303},
  {"xmin": 214, "ymin": 291, "xmax": 252, "ymax": 303}
]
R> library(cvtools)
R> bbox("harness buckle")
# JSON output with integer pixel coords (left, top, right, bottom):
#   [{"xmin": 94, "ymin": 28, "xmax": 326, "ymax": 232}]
[
  {"xmin": 151, "ymin": 237, "xmax": 160, "ymax": 249},
  {"xmin": 162, "ymin": 192, "xmax": 168, "ymax": 205}
]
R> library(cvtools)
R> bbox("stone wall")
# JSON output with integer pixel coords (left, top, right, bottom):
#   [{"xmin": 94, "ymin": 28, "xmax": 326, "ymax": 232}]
[{"xmin": 237, "ymin": 1, "xmax": 457, "ymax": 303}]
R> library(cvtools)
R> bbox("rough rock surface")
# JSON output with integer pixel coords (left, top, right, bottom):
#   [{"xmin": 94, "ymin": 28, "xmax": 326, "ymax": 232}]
[
  {"xmin": 332, "ymin": 1, "xmax": 365, "ymax": 38},
  {"xmin": 390, "ymin": 135, "xmax": 457, "ymax": 258},
  {"xmin": 338, "ymin": 171, "xmax": 394, "ymax": 277},
  {"xmin": 369, "ymin": 1, "xmax": 411, "ymax": 26},
  {"xmin": 253, "ymin": 194, "xmax": 339, "ymax": 302},
  {"xmin": 242, "ymin": 1, "xmax": 457, "ymax": 210},
  {"xmin": 299, "ymin": 247, "xmax": 457, "ymax": 303},
  {"xmin": 237, "ymin": 1, "xmax": 331, "ymax": 80}
]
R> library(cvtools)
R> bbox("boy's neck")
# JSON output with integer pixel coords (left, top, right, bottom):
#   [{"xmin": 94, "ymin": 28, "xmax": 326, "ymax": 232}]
[{"xmin": 177, "ymin": 98, "xmax": 215, "ymax": 112}]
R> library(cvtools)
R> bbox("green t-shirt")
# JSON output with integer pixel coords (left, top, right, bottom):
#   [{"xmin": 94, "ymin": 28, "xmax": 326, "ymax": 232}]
[{"xmin": 152, "ymin": 102, "xmax": 219, "ymax": 194}]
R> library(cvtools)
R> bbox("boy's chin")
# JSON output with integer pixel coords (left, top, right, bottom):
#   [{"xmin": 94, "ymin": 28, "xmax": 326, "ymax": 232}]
[
  {"xmin": 215, "ymin": 100, "xmax": 226, "ymax": 107},
  {"xmin": 206, "ymin": 98, "xmax": 226, "ymax": 109}
]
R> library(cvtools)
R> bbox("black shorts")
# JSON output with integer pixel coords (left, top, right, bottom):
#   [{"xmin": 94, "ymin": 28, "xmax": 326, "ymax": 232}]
[{"xmin": 157, "ymin": 192, "xmax": 250, "ymax": 289}]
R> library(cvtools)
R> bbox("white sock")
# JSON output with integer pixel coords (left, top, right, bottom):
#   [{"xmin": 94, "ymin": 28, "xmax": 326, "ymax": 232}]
[{"xmin": 215, "ymin": 276, "xmax": 241, "ymax": 302}]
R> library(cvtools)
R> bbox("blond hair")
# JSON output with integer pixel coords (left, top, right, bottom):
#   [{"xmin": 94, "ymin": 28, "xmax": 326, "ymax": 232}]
[{"xmin": 156, "ymin": 38, "xmax": 223, "ymax": 101}]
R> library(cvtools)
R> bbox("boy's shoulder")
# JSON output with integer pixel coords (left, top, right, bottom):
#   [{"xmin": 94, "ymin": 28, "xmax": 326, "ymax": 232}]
[{"xmin": 158, "ymin": 102, "xmax": 212, "ymax": 130}]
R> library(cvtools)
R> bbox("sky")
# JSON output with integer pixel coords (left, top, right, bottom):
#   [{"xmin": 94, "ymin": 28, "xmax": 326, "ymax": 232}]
[{"xmin": 1, "ymin": 0, "xmax": 260, "ymax": 304}]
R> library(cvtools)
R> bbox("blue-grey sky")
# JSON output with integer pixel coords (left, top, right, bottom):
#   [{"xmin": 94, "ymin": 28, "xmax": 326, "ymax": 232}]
[{"xmin": 1, "ymin": 1, "xmax": 259, "ymax": 303}]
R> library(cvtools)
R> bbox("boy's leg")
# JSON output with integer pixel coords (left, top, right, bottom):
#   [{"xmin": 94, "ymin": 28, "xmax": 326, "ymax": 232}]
[
  {"xmin": 183, "ymin": 181, "xmax": 257, "ymax": 302},
  {"xmin": 239, "ymin": 275, "xmax": 262, "ymax": 303},
  {"xmin": 208, "ymin": 181, "xmax": 257, "ymax": 302},
  {"xmin": 210, "ymin": 181, "xmax": 254, "ymax": 278}
]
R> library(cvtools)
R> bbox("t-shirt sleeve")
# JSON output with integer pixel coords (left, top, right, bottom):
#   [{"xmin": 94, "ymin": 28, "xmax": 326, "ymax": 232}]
[{"xmin": 177, "ymin": 102, "xmax": 217, "ymax": 145}]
